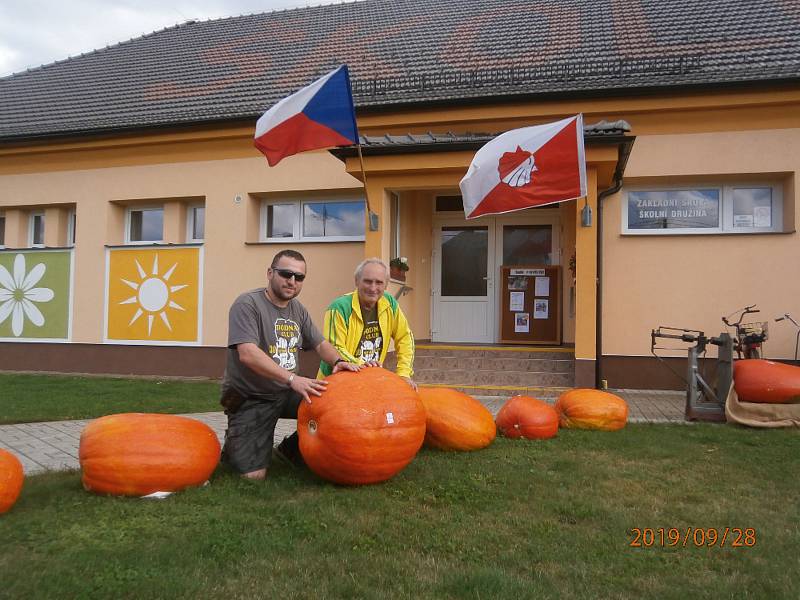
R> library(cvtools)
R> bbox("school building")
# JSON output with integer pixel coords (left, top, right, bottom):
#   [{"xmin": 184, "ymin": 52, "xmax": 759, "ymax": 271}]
[{"xmin": 1, "ymin": 0, "xmax": 798, "ymax": 392}]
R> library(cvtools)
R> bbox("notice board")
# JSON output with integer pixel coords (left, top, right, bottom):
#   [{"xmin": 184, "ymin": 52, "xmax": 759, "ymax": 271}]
[{"xmin": 500, "ymin": 265, "xmax": 561, "ymax": 345}]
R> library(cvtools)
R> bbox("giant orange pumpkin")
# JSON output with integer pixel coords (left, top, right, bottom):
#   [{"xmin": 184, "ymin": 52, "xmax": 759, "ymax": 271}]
[
  {"xmin": 298, "ymin": 367, "xmax": 426, "ymax": 485},
  {"xmin": 734, "ymin": 359, "xmax": 800, "ymax": 404},
  {"xmin": 495, "ymin": 396, "xmax": 559, "ymax": 440},
  {"xmin": 79, "ymin": 413, "xmax": 221, "ymax": 496},
  {"xmin": 0, "ymin": 449, "xmax": 24, "ymax": 514},
  {"xmin": 555, "ymin": 389, "xmax": 628, "ymax": 431},
  {"xmin": 418, "ymin": 388, "xmax": 496, "ymax": 451}
]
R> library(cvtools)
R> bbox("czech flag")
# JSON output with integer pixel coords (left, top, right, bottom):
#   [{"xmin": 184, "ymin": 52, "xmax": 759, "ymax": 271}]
[
  {"xmin": 254, "ymin": 65, "xmax": 359, "ymax": 167},
  {"xmin": 459, "ymin": 115, "xmax": 587, "ymax": 219}
]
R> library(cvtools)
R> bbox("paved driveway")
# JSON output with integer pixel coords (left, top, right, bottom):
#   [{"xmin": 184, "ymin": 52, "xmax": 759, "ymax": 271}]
[{"xmin": 0, "ymin": 390, "xmax": 686, "ymax": 475}]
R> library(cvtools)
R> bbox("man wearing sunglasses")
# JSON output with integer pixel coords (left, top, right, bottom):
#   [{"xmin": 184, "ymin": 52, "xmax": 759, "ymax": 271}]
[
  {"xmin": 220, "ymin": 249, "xmax": 359, "ymax": 480},
  {"xmin": 319, "ymin": 258, "xmax": 416, "ymax": 390}
]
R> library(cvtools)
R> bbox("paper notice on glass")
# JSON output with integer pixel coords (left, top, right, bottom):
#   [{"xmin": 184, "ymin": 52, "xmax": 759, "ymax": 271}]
[
  {"xmin": 534, "ymin": 299, "xmax": 549, "ymax": 319},
  {"xmin": 509, "ymin": 291, "xmax": 525, "ymax": 312},
  {"xmin": 734, "ymin": 214, "xmax": 754, "ymax": 228},
  {"xmin": 514, "ymin": 312, "xmax": 530, "ymax": 333},
  {"xmin": 754, "ymin": 206, "xmax": 771, "ymax": 227},
  {"xmin": 534, "ymin": 276, "xmax": 550, "ymax": 297}
]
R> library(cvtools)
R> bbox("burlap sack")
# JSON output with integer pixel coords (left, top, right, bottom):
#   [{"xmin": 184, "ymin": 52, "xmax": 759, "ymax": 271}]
[{"xmin": 725, "ymin": 383, "xmax": 800, "ymax": 428}]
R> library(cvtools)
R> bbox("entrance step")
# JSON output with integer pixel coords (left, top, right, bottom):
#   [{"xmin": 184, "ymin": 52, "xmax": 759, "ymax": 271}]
[
  {"xmin": 420, "ymin": 383, "xmax": 570, "ymax": 399},
  {"xmin": 385, "ymin": 343, "xmax": 575, "ymax": 397}
]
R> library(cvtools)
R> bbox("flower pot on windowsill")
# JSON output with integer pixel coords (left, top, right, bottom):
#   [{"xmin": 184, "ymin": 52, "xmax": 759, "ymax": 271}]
[{"xmin": 390, "ymin": 266, "xmax": 407, "ymax": 282}]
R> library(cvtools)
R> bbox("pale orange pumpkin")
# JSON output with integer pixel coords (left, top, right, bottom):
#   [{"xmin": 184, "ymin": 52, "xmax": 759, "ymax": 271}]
[
  {"xmin": 734, "ymin": 359, "xmax": 800, "ymax": 404},
  {"xmin": 0, "ymin": 448, "xmax": 24, "ymax": 514},
  {"xmin": 555, "ymin": 388, "xmax": 628, "ymax": 431},
  {"xmin": 418, "ymin": 387, "xmax": 496, "ymax": 451},
  {"xmin": 79, "ymin": 413, "xmax": 221, "ymax": 496},
  {"xmin": 298, "ymin": 367, "xmax": 426, "ymax": 485},
  {"xmin": 495, "ymin": 396, "xmax": 559, "ymax": 440}
]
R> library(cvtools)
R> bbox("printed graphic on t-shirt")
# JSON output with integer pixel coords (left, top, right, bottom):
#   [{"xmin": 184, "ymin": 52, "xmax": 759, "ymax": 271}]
[
  {"xmin": 270, "ymin": 317, "xmax": 301, "ymax": 371},
  {"xmin": 358, "ymin": 321, "xmax": 382, "ymax": 363}
]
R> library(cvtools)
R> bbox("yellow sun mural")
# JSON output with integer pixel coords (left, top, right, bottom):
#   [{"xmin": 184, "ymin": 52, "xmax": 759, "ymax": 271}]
[{"xmin": 107, "ymin": 248, "xmax": 201, "ymax": 343}]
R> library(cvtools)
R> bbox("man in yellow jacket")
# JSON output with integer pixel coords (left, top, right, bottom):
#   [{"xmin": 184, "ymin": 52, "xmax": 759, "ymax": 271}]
[{"xmin": 318, "ymin": 258, "xmax": 416, "ymax": 389}]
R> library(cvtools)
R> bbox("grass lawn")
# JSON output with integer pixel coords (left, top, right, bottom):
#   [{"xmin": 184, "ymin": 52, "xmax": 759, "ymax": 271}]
[
  {"xmin": 0, "ymin": 373, "xmax": 220, "ymax": 424},
  {"xmin": 1, "ymin": 424, "xmax": 798, "ymax": 599}
]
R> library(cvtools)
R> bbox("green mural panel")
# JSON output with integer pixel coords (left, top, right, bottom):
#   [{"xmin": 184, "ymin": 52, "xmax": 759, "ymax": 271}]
[{"xmin": 0, "ymin": 251, "xmax": 72, "ymax": 340}]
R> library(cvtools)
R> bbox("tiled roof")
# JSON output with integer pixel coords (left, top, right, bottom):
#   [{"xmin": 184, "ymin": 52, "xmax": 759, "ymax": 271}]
[{"xmin": 1, "ymin": 0, "xmax": 799, "ymax": 141}]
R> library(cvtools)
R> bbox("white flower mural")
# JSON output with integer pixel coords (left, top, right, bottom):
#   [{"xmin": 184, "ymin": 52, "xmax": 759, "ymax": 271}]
[{"xmin": 0, "ymin": 254, "xmax": 55, "ymax": 337}]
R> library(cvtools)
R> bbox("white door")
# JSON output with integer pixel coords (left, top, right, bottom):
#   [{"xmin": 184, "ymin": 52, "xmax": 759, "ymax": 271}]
[{"xmin": 431, "ymin": 221, "xmax": 496, "ymax": 343}]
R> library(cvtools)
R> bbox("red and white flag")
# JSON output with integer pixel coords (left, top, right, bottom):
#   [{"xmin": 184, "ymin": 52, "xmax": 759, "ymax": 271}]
[{"xmin": 459, "ymin": 115, "xmax": 586, "ymax": 219}]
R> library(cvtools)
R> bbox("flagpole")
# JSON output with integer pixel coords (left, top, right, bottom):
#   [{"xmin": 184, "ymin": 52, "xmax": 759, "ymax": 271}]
[{"xmin": 357, "ymin": 142, "xmax": 379, "ymax": 231}]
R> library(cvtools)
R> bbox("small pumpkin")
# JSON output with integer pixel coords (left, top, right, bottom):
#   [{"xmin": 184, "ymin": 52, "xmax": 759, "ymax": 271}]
[
  {"xmin": 0, "ymin": 449, "xmax": 24, "ymax": 514},
  {"xmin": 555, "ymin": 388, "xmax": 628, "ymax": 431},
  {"xmin": 734, "ymin": 359, "xmax": 800, "ymax": 404},
  {"xmin": 298, "ymin": 367, "xmax": 426, "ymax": 485},
  {"xmin": 418, "ymin": 388, "xmax": 496, "ymax": 451},
  {"xmin": 495, "ymin": 396, "xmax": 559, "ymax": 440},
  {"xmin": 79, "ymin": 413, "xmax": 221, "ymax": 496}
]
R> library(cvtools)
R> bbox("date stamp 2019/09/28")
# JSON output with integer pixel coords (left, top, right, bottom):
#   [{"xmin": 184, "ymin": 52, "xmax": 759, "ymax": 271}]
[{"xmin": 629, "ymin": 527, "xmax": 757, "ymax": 548}]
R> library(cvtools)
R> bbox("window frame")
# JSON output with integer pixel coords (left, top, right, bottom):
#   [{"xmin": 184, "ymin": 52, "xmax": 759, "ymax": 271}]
[
  {"xmin": 125, "ymin": 205, "xmax": 165, "ymax": 245},
  {"xmin": 67, "ymin": 209, "xmax": 76, "ymax": 246},
  {"xmin": 29, "ymin": 211, "xmax": 45, "ymax": 247},
  {"xmin": 390, "ymin": 192, "xmax": 401, "ymax": 258},
  {"xmin": 622, "ymin": 181, "xmax": 783, "ymax": 235},
  {"xmin": 0, "ymin": 212, "xmax": 5, "ymax": 248},
  {"xmin": 260, "ymin": 197, "xmax": 366, "ymax": 243},
  {"xmin": 186, "ymin": 204, "xmax": 205, "ymax": 243},
  {"xmin": 723, "ymin": 183, "xmax": 783, "ymax": 234}
]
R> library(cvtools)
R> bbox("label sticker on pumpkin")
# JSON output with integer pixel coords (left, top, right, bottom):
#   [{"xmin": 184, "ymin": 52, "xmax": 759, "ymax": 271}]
[{"xmin": 386, "ymin": 412, "xmax": 395, "ymax": 424}]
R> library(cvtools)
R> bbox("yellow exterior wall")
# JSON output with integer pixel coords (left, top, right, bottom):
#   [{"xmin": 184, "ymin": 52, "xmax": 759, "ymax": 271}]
[
  {"xmin": 560, "ymin": 201, "xmax": 577, "ymax": 344},
  {"xmin": 0, "ymin": 151, "xmax": 364, "ymax": 345},
  {"xmin": 394, "ymin": 191, "xmax": 434, "ymax": 338},
  {"xmin": 603, "ymin": 127, "xmax": 800, "ymax": 359},
  {"xmin": 2, "ymin": 85, "xmax": 799, "ymax": 359},
  {"xmin": 575, "ymin": 168, "xmax": 599, "ymax": 361}
]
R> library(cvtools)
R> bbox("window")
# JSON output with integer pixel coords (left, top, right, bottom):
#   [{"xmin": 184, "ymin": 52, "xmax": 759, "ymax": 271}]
[
  {"xmin": 261, "ymin": 198, "xmax": 365, "ymax": 242},
  {"xmin": 623, "ymin": 183, "xmax": 783, "ymax": 234},
  {"xmin": 435, "ymin": 195, "xmax": 464, "ymax": 212},
  {"xmin": 0, "ymin": 213, "xmax": 5, "ymax": 247},
  {"xmin": 187, "ymin": 205, "xmax": 205, "ymax": 242},
  {"xmin": 29, "ymin": 212, "xmax": 45, "ymax": 247},
  {"xmin": 390, "ymin": 193, "xmax": 400, "ymax": 258},
  {"xmin": 126, "ymin": 207, "xmax": 164, "ymax": 243},
  {"xmin": 67, "ymin": 210, "xmax": 76, "ymax": 246}
]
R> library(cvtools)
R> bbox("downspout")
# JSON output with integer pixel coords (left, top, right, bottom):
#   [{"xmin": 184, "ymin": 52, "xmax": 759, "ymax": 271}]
[{"xmin": 595, "ymin": 137, "xmax": 635, "ymax": 389}]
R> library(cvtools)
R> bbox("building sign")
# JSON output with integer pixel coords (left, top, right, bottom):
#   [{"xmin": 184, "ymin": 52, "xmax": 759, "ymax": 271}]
[
  {"xmin": 106, "ymin": 247, "xmax": 202, "ymax": 344},
  {"xmin": 627, "ymin": 190, "xmax": 720, "ymax": 230},
  {"xmin": 0, "ymin": 250, "xmax": 72, "ymax": 341}
]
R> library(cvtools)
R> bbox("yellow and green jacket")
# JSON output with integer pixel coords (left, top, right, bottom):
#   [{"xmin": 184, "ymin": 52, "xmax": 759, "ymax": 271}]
[{"xmin": 318, "ymin": 290, "xmax": 415, "ymax": 378}]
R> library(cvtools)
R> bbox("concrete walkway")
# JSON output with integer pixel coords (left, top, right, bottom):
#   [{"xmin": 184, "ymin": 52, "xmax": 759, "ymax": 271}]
[{"xmin": 0, "ymin": 390, "xmax": 687, "ymax": 476}]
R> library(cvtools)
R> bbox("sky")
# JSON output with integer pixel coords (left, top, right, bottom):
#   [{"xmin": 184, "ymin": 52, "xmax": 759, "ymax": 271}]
[{"xmin": 0, "ymin": 0, "xmax": 336, "ymax": 77}]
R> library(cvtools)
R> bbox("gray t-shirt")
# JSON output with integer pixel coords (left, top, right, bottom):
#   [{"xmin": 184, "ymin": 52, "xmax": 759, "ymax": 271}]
[{"xmin": 222, "ymin": 288, "xmax": 324, "ymax": 400}]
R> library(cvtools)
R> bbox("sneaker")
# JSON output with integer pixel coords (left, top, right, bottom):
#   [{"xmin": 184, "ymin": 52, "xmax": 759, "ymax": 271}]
[{"xmin": 272, "ymin": 434, "xmax": 305, "ymax": 470}]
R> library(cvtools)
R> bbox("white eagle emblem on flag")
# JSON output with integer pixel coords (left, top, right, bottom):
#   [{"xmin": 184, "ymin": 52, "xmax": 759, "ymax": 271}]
[{"xmin": 498, "ymin": 146, "xmax": 538, "ymax": 188}]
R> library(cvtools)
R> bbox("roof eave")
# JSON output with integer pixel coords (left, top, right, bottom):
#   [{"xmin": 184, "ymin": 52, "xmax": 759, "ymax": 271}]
[{"xmin": 1, "ymin": 76, "xmax": 798, "ymax": 146}]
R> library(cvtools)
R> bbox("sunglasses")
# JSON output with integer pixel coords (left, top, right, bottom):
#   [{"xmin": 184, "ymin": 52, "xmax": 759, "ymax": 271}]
[{"xmin": 274, "ymin": 268, "xmax": 306, "ymax": 282}]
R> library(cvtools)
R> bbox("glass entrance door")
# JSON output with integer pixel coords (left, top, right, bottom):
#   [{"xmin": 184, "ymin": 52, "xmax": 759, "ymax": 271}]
[{"xmin": 432, "ymin": 224, "xmax": 495, "ymax": 343}]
